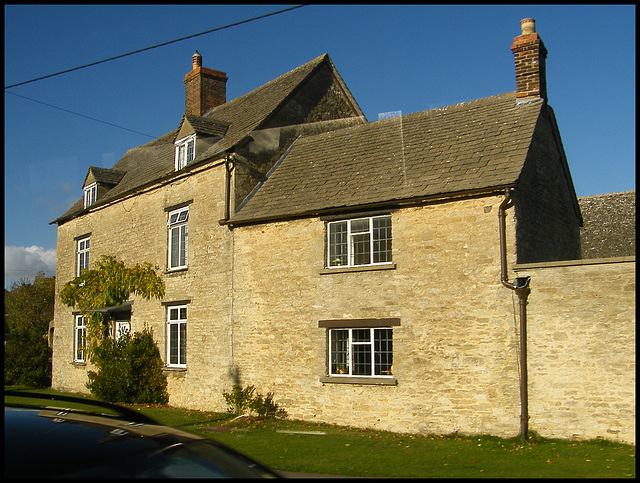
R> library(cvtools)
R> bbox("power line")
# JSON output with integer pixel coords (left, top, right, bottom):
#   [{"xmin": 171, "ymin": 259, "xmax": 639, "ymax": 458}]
[
  {"xmin": 5, "ymin": 91, "xmax": 158, "ymax": 139},
  {"xmin": 4, "ymin": 5, "xmax": 307, "ymax": 89},
  {"xmin": 4, "ymin": 5, "xmax": 307, "ymax": 139}
]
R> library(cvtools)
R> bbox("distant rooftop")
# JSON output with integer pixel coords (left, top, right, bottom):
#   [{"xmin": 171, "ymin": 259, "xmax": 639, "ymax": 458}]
[{"xmin": 578, "ymin": 190, "xmax": 635, "ymax": 259}]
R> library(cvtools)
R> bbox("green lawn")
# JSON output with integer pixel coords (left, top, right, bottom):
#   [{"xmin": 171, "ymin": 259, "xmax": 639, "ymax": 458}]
[{"xmin": 5, "ymin": 387, "xmax": 635, "ymax": 478}]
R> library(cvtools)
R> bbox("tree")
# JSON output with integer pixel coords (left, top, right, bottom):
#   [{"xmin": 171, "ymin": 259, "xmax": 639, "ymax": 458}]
[
  {"xmin": 4, "ymin": 274, "xmax": 55, "ymax": 387},
  {"xmin": 60, "ymin": 255, "xmax": 165, "ymax": 355},
  {"xmin": 60, "ymin": 255, "xmax": 167, "ymax": 403}
]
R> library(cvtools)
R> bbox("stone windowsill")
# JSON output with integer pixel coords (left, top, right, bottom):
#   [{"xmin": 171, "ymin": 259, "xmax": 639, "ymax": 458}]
[
  {"xmin": 320, "ymin": 376, "xmax": 397, "ymax": 386},
  {"xmin": 164, "ymin": 366, "xmax": 187, "ymax": 375},
  {"xmin": 319, "ymin": 263, "xmax": 396, "ymax": 275}
]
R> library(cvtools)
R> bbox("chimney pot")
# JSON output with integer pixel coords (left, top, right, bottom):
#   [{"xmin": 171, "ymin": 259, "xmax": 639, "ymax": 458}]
[
  {"xmin": 520, "ymin": 18, "xmax": 536, "ymax": 36},
  {"xmin": 184, "ymin": 52, "xmax": 228, "ymax": 116},
  {"xmin": 192, "ymin": 51, "xmax": 202, "ymax": 70},
  {"xmin": 511, "ymin": 18, "xmax": 548, "ymax": 102}
]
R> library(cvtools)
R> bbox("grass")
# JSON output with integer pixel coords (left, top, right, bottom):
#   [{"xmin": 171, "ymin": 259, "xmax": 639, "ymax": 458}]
[{"xmin": 5, "ymin": 387, "xmax": 636, "ymax": 478}]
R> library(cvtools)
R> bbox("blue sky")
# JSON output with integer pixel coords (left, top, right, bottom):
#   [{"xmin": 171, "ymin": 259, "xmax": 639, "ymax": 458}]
[{"xmin": 4, "ymin": 5, "xmax": 636, "ymax": 288}]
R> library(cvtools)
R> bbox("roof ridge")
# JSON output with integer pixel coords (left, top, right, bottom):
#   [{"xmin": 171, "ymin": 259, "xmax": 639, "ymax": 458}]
[
  {"xmin": 579, "ymin": 190, "xmax": 636, "ymax": 199},
  {"xmin": 204, "ymin": 54, "xmax": 329, "ymax": 116},
  {"xmin": 290, "ymin": 92, "xmax": 528, "ymax": 144}
]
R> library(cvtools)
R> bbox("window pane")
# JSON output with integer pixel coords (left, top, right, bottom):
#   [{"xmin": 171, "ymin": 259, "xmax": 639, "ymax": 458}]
[
  {"xmin": 374, "ymin": 329, "xmax": 393, "ymax": 375},
  {"xmin": 180, "ymin": 225, "xmax": 188, "ymax": 266},
  {"xmin": 168, "ymin": 208, "xmax": 188, "ymax": 226},
  {"xmin": 350, "ymin": 218, "xmax": 369, "ymax": 233},
  {"xmin": 169, "ymin": 323, "xmax": 178, "ymax": 364},
  {"xmin": 75, "ymin": 328, "xmax": 84, "ymax": 361},
  {"xmin": 351, "ymin": 233, "xmax": 371, "ymax": 265},
  {"xmin": 179, "ymin": 322, "xmax": 187, "ymax": 364},
  {"xmin": 328, "ymin": 222, "xmax": 348, "ymax": 267},
  {"xmin": 351, "ymin": 328, "xmax": 372, "ymax": 376},
  {"xmin": 177, "ymin": 144, "xmax": 185, "ymax": 168},
  {"xmin": 75, "ymin": 316, "xmax": 86, "ymax": 362},
  {"xmin": 352, "ymin": 343, "xmax": 372, "ymax": 376},
  {"xmin": 170, "ymin": 227, "xmax": 180, "ymax": 267},
  {"xmin": 351, "ymin": 328, "xmax": 370, "ymax": 342},
  {"xmin": 330, "ymin": 329, "xmax": 349, "ymax": 374},
  {"xmin": 373, "ymin": 216, "xmax": 392, "ymax": 263},
  {"xmin": 187, "ymin": 139, "xmax": 195, "ymax": 163}
]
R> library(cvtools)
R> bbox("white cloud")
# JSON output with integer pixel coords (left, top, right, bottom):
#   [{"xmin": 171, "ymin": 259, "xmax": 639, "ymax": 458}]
[{"xmin": 4, "ymin": 245, "xmax": 56, "ymax": 289}]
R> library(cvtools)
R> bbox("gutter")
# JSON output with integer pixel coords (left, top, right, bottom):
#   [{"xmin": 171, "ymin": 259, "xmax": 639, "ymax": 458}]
[
  {"xmin": 224, "ymin": 185, "xmax": 516, "ymax": 229},
  {"xmin": 498, "ymin": 188, "xmax": 531, "ymax": 439}
]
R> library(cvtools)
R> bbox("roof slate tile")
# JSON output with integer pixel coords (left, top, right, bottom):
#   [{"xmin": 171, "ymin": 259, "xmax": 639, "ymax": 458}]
[{"xmin": 231, "ymin": 92, "xmax": 543, "ymax": 223}]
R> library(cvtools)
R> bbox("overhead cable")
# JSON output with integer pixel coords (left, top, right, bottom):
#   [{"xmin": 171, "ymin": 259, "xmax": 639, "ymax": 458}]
[
  {"xmin": 4, "ymin": 5, "xmax": 307, "ymax": 89},
  {"xmin": 6, "ymin": 91, "xmax": 158, "ymax": 138}
]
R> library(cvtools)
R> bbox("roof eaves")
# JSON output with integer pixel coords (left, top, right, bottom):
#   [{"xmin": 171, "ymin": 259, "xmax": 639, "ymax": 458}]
[{"xmin": 227, "ymin": 184, "xmax": 516, "ymax": 228}]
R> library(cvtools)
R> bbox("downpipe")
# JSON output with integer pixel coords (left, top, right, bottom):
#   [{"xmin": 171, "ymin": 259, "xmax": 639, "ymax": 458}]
[
  {"xmin": 498, "ymin": 189, "xmax": 531, "ymax": 439},
  {"xmin": 224, "ymin": 153, "xmax": 235, "ymax": 223}
]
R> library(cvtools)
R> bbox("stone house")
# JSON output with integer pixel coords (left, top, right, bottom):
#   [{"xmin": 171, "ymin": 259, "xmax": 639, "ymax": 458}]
[{"xmin": 50, "ymin": 19, "xmax": 635, "ymax": 443}]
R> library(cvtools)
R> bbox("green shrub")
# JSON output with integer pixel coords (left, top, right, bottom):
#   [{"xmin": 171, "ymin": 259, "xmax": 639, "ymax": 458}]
[
  {"xmin": 250, "ymin": 391, "xmax": 287, "ymax": 418},
  {"xmin": 222, "ymin": 384, "xmax": 287, "ymax": 418},
  {"xmin": 86, "ymin": 328, "xmax": 168, "ymax": 404},
  {"xmin": 222, "ymin": 384, "xmax": 256, "ymax": 416},
  {"xmin": 4, "ymin": 335, "xmax": 51, "ymax": 388},
  {"xmin": 126, "ymin": 330, "xmax": 169, "ymax": 404}
]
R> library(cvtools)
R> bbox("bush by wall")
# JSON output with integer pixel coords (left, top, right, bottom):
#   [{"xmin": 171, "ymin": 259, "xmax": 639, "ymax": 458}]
[
  {"xmin": 222, "ymin": 384, "xmax": 287, "ymax": 418},
  {"xmin": 86, "ymin": 328, "xmax": 168, "ymax": 405}
]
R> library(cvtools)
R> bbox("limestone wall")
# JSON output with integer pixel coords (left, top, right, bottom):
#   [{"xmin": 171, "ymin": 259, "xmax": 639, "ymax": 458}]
[
  {"xmin": 515, "ymin": 258, "xmax": 635, "ymax": 444},
  {"xmin": 230, "ymin": 195, "xmax": 525, "ymax": 437},
  {"xmin": 51, "ymin": 162, "xmax": 236, "ymax": 409},
  {"xmin": 51, "ymin": 170, "xmax": 634, "ymax": 443}
]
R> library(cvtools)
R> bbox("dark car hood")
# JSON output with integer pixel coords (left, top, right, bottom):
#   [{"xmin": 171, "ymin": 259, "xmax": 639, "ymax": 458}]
[{"xmin": 4, "ymin": 406, "xmax": 278, "ymax": 478}]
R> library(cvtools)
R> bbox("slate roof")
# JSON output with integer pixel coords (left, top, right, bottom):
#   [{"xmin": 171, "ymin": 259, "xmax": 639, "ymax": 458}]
[
  {"xmin": 230, "ymin": 92, "xmax": 544, "ymax": 224},
  {"xmin": 182, "ymin": 115, "xmax": 229, "ymax": 138},
  {"xmin": 578, "ymin": 190, "xmax": 636, "ymax": 259},
  {"xmin": 83, "ymin": 166, "xmax": 126, "ymax": 187},
  {"xmin": 53, "ymin": 54, "xmax": 353, "ymax": 225}
]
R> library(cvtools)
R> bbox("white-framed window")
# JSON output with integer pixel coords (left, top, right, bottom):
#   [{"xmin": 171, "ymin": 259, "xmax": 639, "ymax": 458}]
[
  {"xmin": 175, "ymin": 134, "xmax": 196, "ymax": 170},
  {"xmin": 167, "ymin": 207, "xmax": 188, "ymax": 270},
  {"xmin": 327, "ymin": 215, "xmax": 392, "ymax": 268},
  {"xmin": 114, "ymin": 321, "xmax": 131, "ymax": 340},
  {"xmin": 74, "ymin": 315, "xmax": 86, "ymax": 363},
  {"xmin": 328, "ymin": 327, "xmax": 393, "ymax": 377},
  {"xmin": 83, "ymin": 182, "xmax": 97, "ymax": 208},
  {"xmin": 167, "ymin": 305, "xmax": 187, "ymax": 368},
  {"xmin": 77, "ymin": 236, "xmax": 90, "ymax": 276}
]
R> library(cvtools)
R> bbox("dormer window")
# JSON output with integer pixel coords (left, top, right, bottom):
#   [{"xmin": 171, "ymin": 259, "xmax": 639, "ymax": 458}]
[
  {"xmin": 83, "ymin": 182, "xmax": 97, "ymax": 208},
  {"xmin": 175, "ymin": 134, "xmax": 196, "ymax": 170}
]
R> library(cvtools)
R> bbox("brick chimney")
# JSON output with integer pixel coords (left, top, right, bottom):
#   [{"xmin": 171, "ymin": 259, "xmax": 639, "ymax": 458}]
[
  {"xmin": 511, "ymin": 18, "xmax": 548, "ymax": 102},
  {"xmin": 184, "ymin": 51, "xmax": 228, "ymax": 116}
]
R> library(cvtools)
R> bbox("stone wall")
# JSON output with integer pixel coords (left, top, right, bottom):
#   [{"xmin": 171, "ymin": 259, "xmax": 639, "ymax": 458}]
[
  {"xmin": 515, "ymin": 258, "xmax": 636, "ymax": 444},
  {"xmin": 230, "ymin": 195, "xmax": 526, "ymax": 437},
  {"xmin": 51, "ymin": 165, "xmax": 634, "ymax": 443},
  {"xmin": 51, "ymin": 161, "xmax": 236, "ymax": 410}
]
